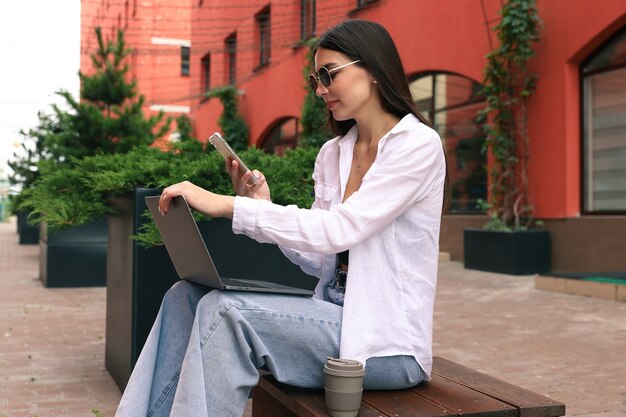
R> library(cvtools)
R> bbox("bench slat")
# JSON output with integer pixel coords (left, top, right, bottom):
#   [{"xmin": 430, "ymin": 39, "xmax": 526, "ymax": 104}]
[
  {"xmin": 363, "ymin": 389, "xmax": 456, "ymax": 417},
  {"xmin": 432, "ymin": 357, "xmax": 565, "ymax": 417},
  {"xmin": 252, "ymin": 357, "xmax": 566, "ymax": 417},
  {"xmin": 411, "ymin": 373, "xmax": 517, "ymax": 417},
  {"xmin": 256, "ymin": 377, "xmax": 384, "ymax": 417},
  {"xmin": 293, "ymin": 391, "xmax": 384, "ymax": 417}
]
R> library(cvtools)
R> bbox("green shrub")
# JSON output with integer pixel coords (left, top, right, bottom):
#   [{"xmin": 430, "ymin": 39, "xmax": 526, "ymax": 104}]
[{"xmin": 18, "ymin": 141, "xmax": 318, "ymax": 246}]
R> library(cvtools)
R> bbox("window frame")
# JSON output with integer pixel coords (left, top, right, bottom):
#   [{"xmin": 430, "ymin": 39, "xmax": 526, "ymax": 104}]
[
  {"xmin": 201, "ymin": 53, "xmax": 211, "ymax": 96},
  {"xmin": 300, "ymin": 0, "xmax": 316, "ymax": 41},
  {"xmin": 255, "ymin": 6, "xmax": 271, "ymax": 69},
  {"xmin": 409, "ymin": 71, "xmax": 488, "ymax": 214},
  {"xmin": 225, "ymin": 33, "xmax": 237, "ymax": 85},
  {"xmin": 181, "ymin": 46, "xmax": 190, "ymax": 76},
  {"xmin": 580, "ymin": 27, "xmax": 626, "ymax": 214}
]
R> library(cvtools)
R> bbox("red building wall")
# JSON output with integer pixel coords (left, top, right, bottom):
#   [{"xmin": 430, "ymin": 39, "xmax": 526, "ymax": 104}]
[
  {"xmin": 190, "ymin": 0, "xmax": 626, "ymax": 222},
  {"xmin": 81, "ymin": 0, "xmax": 193, "ymax": 140}
]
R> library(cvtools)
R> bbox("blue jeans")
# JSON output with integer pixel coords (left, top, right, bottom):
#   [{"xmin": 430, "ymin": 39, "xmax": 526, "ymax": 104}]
[{"xmin": 115, "ymin": 281, "xmax": 424, "ymax": 417}]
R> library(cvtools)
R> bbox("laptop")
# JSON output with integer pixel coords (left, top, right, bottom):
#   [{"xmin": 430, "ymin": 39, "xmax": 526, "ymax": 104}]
[{"xmin": 145, "ymin": 195, "xmax": 315, "ymax": 296}]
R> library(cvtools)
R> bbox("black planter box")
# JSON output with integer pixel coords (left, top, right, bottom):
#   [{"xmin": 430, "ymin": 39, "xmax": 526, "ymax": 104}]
[
  {"xmin": 17, "ymin": 211, "xmax": 39, "ymax": 245},
  {"xmin": 39, "ymin": 217, "xmax": 108, "ymax": 287},
  {"xmin": 106, "ymin": 188, "xmax": 318, "ymax": 391},
  {"xmin": 464, "ymin": 228, "xmax": 551, "ymax": 275}
]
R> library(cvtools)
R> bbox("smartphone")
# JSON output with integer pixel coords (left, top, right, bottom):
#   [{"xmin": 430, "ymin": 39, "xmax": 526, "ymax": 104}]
[{"xmin": 209, "ymin": 132, "xmax": 259, "ymax": 184}]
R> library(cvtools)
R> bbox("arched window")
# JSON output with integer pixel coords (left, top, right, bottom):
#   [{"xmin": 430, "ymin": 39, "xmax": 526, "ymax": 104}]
[
  {"xmin": 582, "ymin": 27, "xmax": 626, "ymax": 212},
  {"xmin": 260, "ymin": 117, "xmax": 300, "ymax": 155},
  {"xmin": 409, "ymin": 72, "xmax": 487, "ymax": 213}
]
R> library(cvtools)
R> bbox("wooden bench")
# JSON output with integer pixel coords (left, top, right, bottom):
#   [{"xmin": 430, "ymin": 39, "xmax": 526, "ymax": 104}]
[{"xmin": 251, "ymin": 357, "xmax": 565, "ymax": 417}]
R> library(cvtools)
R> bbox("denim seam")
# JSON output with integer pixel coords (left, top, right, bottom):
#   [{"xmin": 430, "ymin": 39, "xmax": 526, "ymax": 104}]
[{"xmin": 147, "ymin": 369, "xmax": 180, "ymax": 417}]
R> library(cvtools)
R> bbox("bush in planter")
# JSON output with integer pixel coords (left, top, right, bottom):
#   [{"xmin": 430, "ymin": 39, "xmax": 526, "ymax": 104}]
[
  {"xmin": 7, "ymin": 113, "xmax": 57, "ymax": 243},
  {"xmin": 465, "ymin": 0, "xmax": 548, "ymax": 275},
  {"xmin": 10, "ymin": 28, "xmax": 171, "ymax": 284},
  {"xmin": 19, "ymin": 140, "xmax": 318, "ymax": 240},
  {"xmin": 12, "ymin": 27, "xmax": 170, "ymax": 226}
]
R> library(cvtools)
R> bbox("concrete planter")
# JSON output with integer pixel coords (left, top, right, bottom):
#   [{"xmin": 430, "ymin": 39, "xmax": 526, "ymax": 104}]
[
  {"xmin": 17, "ymin": 211, "xmax": 39, "ymax": 245},
  {"xmin": 464, "ymin": 228, "xmax": 551, "ymax": 275},
  {"xmin": 39, "ymin": 217, "xmax": 108, "ymax": 287}
]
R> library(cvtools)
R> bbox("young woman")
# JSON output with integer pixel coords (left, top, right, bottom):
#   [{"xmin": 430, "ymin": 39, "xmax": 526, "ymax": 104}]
[{"xmin": 116, "ymin": 19, "xmax": 446, "ymax": 417}]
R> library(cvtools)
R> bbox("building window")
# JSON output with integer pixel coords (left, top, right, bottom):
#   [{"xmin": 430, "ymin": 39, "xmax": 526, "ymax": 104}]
[
  {"xmin": 125, "ymin": 0, "xmax": 129, "ymax": 28},
  {"xmin": 261, "ymin": 117, "xmax": 300, "ymax": 155},
  {"xmin": 256, "ymin": 7, "xmax": 271, "ymax": 68},
  {"xmin": 201, "ymin": 53, "xmax": 211, "ymax": 94},
  {"xmin": 356, "ymin": 0, "xmax": 377, "ymax": 7},
  {"xmin": 181, "ymin": 46, "xmax": 190, "ymax": 76},
  {"xmin": 582, "ymin": 27, "xmax": 626, "ymax": 212},
  {"xmin": 225, "ymin": 33, "xmax": 236, "ymax": 85},
  {"xmin": 409, "ymin": 72, "xmax": 487, "ymax": 213},
  {"xmin": 300, "ymin": 0, "xmax": 316, "ymax": 40}
]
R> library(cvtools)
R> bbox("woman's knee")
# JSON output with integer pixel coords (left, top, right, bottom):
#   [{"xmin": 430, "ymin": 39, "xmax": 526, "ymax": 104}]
[
  {"xmin": 363, "ymin": 356, "xmax": 423, "ymax": 390},
  {"xmin": 163, "ymin": 280, "xmax": 209, "ymax": 311},
  {"xmin": 195, "ymin": 289, "xmax": 239, "ymax": 314}
]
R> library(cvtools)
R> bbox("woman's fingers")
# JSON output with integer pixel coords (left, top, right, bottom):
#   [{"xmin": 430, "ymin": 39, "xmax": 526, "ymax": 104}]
[
  {"xmin": 225, "ymin": 159, "xmax": 269, "ymax": 200},
  {"xmin": 248, "ymin": 170, "xmax": 265, "ymax": 192},
  {"xmin": 227, "ymin": 158, "xmax": 239, "ymax": 181},
  {"xmin": 159, "ymin": 185, "xmax": 178, "ymax": 215},
  {"xmin": 158, "ymin": 181, "xmax": 197, "ymax": 214}
]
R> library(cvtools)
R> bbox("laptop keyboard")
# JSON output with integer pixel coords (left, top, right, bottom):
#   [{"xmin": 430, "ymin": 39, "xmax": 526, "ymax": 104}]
[{"xmin": 221, "ymin": 278, "xmax": 268, "ymax": 289}]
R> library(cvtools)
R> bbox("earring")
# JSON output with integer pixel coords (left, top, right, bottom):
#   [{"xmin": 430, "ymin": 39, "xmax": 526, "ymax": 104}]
[{"xmin": 373, "ymin": 80, "xmax": 378, "ymax": 84}]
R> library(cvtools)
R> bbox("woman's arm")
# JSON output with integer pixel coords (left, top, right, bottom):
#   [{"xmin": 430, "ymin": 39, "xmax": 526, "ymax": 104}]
[
  {"xmin": 233, "ymin": 128, "xmax": 445, "ymax": 254},
  {"xmin": 158, "ymin": 158, "xmax": 270, "ymax": 218},
  {"xmin": 158, "ymin": 181, "xmax": 235, "ymax": 219}
]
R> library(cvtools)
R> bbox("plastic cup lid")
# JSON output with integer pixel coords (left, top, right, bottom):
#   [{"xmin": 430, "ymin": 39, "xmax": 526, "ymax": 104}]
[{"xmin": 324, "ymin": 357, "xmax": 365, "ymax": 376}]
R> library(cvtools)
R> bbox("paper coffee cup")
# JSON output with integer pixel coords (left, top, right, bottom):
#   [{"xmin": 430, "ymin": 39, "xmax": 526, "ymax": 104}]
[{"xmin": 323, "ymin": 358, "xmax": 365, "ymax": 417}]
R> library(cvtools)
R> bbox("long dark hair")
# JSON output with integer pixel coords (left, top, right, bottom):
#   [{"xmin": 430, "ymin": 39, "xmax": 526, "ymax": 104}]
[
  {"xmin": 316, "ymin": 19, "xmax": 449, "ymax": 212},
  {"xmin": 316, "ymin": 19, "xmax": 430, "ymax": 136}
]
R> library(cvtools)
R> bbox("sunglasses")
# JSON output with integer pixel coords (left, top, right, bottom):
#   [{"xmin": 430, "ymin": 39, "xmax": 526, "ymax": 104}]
[{"xmin": 308, "ymin": 60, "xmax": 361, "ymax": 92}]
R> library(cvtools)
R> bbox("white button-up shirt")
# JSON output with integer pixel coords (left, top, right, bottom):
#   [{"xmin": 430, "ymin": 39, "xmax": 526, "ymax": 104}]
[{"xmin": 232, "ymin": 114, "xmax": 445, "ymax": 380}]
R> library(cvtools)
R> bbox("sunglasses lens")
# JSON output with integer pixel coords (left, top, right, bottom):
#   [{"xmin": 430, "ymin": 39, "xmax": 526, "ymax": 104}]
[
  {"xmin": 319, "ymin": 68, "xmax": 332, "ymax": 87},
  {"xmin": 308, "ymin": 74, "xmax": 318, "ymax": 92}
]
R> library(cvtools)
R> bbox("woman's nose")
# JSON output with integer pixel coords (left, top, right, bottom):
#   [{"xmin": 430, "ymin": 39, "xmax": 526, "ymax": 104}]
[{"xmin": 315, "ymin": 82, "xmax": 328, "ymax": 97}]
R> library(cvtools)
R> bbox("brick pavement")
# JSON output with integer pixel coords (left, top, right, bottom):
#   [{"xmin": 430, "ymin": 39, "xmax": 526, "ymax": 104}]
[
  {"xmin": 433, "ymin": 261, "xmax": 626, "ymax": 417},
  {"xmin": 2, "ymin": 216, "xmax": 625, "ymax": 416},
  {"xmin": 1, "ymin": 218, "xmax": 121, "ymax": 417}
]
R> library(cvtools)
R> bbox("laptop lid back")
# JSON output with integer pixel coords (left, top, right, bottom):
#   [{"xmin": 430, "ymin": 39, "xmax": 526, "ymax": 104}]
[{"xmin": 145, "ymin": 195, "xmax": 225, "ymax": 288}]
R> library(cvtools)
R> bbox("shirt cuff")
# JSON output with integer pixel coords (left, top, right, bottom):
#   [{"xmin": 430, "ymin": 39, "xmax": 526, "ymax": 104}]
[{"xmin": 232, "ymin": 195, "xmax": 259, "ymax": 238}]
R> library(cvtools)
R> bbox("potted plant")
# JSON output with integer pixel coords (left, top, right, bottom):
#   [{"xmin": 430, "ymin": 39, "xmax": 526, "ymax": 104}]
[
  {"xmin": 464, "ymin": 0, "xmax": 549, "ymax": 275},
  {"xmin": 16, "ymin": 27, "xmax": 170, "ymax": 287},
  {"xmin": 7, "ymin": 114, "xmax": 53, "ymax": 245}
]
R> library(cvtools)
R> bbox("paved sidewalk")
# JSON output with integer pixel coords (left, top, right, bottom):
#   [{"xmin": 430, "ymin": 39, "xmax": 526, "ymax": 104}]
[
  {"xmin": 1, "ymin": 216, "xmax": 625, "ymax": 416},
  {"xmin": 432, "ymin": 261, "xmax": 626, "ymax": 417},
  {"xmin": 1, "ymin": 218, "xmax": 121, "ymax": 416}
]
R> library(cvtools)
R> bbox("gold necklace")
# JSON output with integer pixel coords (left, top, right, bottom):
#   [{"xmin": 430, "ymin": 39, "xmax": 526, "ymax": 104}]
[{"xmin": 355, "ymin": 117, "xmax": 396, "ymax": 169}]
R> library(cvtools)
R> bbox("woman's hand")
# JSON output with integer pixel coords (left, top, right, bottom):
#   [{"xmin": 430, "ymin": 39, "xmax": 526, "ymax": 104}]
[
  {"xmin": 227, "ymin": 158, "xmax": 271, "ymax": 201},
  {"xmin": 158, "ymin": 181, "xmax": 234, "ymax": 219}
]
